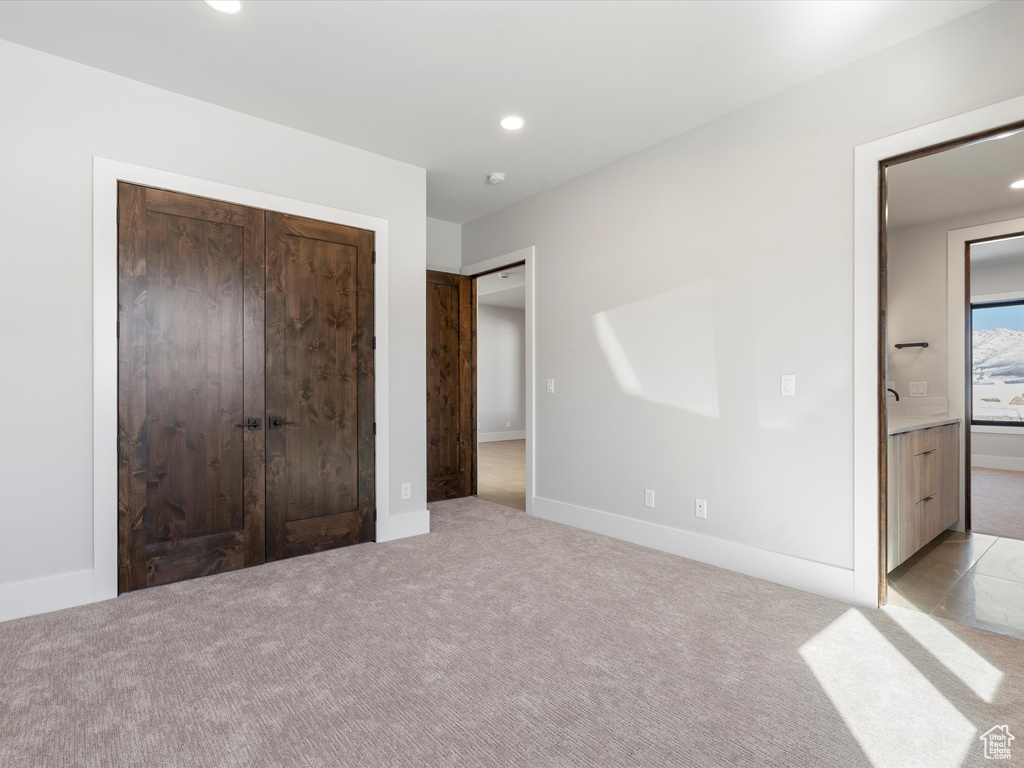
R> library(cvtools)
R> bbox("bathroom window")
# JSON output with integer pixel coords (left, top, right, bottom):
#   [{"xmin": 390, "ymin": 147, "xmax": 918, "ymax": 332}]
[{"xmin": 972, "ymin": 298, "xmax": 1024, "ymax": 425}]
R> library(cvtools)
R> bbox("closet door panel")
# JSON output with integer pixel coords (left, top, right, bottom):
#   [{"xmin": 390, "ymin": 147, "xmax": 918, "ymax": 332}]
[
  {"xmin": 117, "ymin": 183, "xmax": 265, "ymax": 592},
  {"xmin": 265, "ymin": 212, "xmax": 375, "ymax": 560}
]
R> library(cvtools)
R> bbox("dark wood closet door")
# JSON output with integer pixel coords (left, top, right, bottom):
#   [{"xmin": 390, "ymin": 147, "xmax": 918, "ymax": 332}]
[
  {"xmin": 426, "ymin": 270, "xmax": 476, "ymax": 501},
  {"xmin": 117, "ymin": 183, "xmax": 265, "ymax": 592},
  {"xmin": 265, "ymin": 212, "xmax": 375, "ymax": 560}
]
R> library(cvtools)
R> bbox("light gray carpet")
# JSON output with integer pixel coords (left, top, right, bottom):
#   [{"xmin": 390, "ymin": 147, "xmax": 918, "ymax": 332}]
[
  {"xmin": 1, "ymin": 498, "xmax": 1022, "ymax": 767},
  {"xmin": 972, "ymin": 467, "xmax": 1024, "ymax": 541}
]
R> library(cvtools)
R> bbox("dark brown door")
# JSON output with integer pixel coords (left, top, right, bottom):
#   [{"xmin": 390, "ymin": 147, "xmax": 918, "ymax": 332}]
[
  {"xmin": 118, "ymin": 185, "xmax": 376, "ymax": 592},
  {"xmin": 117, "ymin": 183, "xmax": 266, "ymax": 591},
  {"xmin": 265, "ymin": 212, "xmax": 376, "ymax": 560},
  {"xmin": 426, "ymin": 270, "xmax": 476, "ymax": 501}
]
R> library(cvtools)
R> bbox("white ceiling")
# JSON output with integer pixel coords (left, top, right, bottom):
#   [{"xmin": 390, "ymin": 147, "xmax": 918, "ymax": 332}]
[
  {"xmin": 0, "ymin": 0, "xmax": 994, "ymax": 224},
  {"xmin": 478, "ymin": 264, "xmax": 525, "ymax": 310},
  {"xmin": 887, "ymin": 128, "xmax": 1024, "ymax": 229}
]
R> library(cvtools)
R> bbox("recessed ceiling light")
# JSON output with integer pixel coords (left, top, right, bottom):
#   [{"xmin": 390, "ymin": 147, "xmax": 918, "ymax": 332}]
[
  {"xmin": 1011, "ymin": 179, "xmax": 1024, "ymax": 190},
  {"xmin": 487, "ymin": 172, "xmax": 506, "ymax": 185},
  {"xmin": 499, "ymin": 116, "xmax": 524, "ymax": 131},
  {"xmin": 204, "ymin": 0, "xmax": 242, "ymax": 14}
]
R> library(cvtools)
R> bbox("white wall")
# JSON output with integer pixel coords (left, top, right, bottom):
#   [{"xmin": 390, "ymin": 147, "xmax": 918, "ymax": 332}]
[
  {"xmin": 461, "ymin": 1, "xmax": 1024, "ymax": 596},
  {"xmin": 886, "ymin": 202, "xmax": 1024, "ymax": 406},
  {"xmin": 972, "ymin": 257, "xmax": 1024, "ymax": 295},
  {"xmin": 477, "ymin": 305, "xmax": 526, "ymax": 440},
  {"xmin": 426, "ymin": 216, "xmax": 462, "ymax": 273},
  {"xmin": 0, "ymin": 41, "xmax": 426, "ymax": 615}
]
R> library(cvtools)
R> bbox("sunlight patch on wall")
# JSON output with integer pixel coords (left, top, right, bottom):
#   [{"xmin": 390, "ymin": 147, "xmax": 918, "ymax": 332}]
[
  {"xmin": 800, "ymin": 609, "xmax": 975, "ymax": 768},
  {"xmin": 592, "ymin": 279, "xmax": 719, "ymax": 419},
  {"xmin": 883, "ymin": 606, "xmax": 1003, "ymax": 703}
]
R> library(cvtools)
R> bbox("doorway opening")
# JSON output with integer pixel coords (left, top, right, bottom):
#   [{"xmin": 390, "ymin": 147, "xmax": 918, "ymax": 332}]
[
  {"xmin": 474, "ymin": 263, "xmax": 527, "ymax": 511},
  {"xmin": 425, "ymin": 247, "xmax": 535, "ymax": 514},
  {"xmin": 879, "ymin": 121, "xmax": 1024, "ymax": 639}
]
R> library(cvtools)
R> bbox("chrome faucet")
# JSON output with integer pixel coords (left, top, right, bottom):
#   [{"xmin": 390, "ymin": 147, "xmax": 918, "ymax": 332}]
[{"xmin": 887, "ymin": 388, "xmax": 900, "ymax": 402}]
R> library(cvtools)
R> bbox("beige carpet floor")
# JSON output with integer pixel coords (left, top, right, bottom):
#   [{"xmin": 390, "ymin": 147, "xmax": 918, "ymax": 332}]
[
  {"xmin": 2, "ymin": 497, "xmax": 1023, "ymax": 767},
  {"xmin": 972, "ymin": 467, "xmax": 1024, "ymax": 541}
]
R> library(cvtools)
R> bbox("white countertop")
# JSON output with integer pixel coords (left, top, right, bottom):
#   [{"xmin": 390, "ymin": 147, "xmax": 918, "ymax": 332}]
[{"xmin": 887, "ymin": 417, "xmax": 961, "ymax": 436}]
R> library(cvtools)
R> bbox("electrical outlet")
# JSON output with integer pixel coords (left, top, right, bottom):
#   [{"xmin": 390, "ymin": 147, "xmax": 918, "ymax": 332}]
[
  {"xmin": 644, "ymin": 489, "xmax": 655, "ymax": 508},
  {"xmin": 401, "ymin": 483, "xmax": 411, "ymax": 500},
  {"xmin": 695, "ymin": 498, "xmax": 707, "ymax": 519}
]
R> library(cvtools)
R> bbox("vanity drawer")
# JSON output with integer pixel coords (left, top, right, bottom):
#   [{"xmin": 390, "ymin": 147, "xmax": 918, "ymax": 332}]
[{"xmin": 912, "ymin": 445, "xmax": 939, "ymax": 503}]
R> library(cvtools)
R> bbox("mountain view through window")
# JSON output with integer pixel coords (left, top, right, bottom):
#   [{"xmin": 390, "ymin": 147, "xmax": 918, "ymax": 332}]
[{"xmin": 973, "ymin": 300, "xmax": 1024, "ymax": 424}]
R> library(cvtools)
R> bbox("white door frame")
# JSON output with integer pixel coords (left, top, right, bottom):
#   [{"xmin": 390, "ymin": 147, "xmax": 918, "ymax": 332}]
[
  {"xmin": 852, "ymin": 96, "xmax": 1024, "ymax": 607},
  {"xmin": 93, "ymin": 157, "xmax": 391, "ymax": 603},
  {"xmin": 463, "ymin": 247, "xmax": 536, "ymax": 514}
]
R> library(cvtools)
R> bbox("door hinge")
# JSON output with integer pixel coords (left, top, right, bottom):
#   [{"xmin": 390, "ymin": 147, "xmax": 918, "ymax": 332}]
[
  {"xmin": 117, "ymin": 549, "xmax": 122, "ymax": 566},
  {"xmin": 373, "ymin": 422, "xmax": 376, "ymax": 435},
  {"xmin": 372, "ymin": 250, "xmax": 376, "ymax": 264},
  {"xmin": 116, "ymin": 320, "xmax": 120, "ymax": 339},
  {"xmin": 372, "ymin": 336, "xmax": 376, "ymax": 350},
  {"xmin": 374, "ymin": 508, "xmax": 377, "ymax": 522},
  {"xmin": 117, "ymin": 206, "xmax": 120, "ymax": 224}
]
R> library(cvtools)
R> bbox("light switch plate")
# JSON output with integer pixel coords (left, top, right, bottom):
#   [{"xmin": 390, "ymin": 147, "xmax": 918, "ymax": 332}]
[
  {"xmin": 910, "ymin": 382, "xmax": 928, "ymax": 397},
  {"xmin": 546, "ymin": 379, "xmax": 555, "ymax": 394},
  {"xmin": 781, "ymin": 374, "xmax": 796, "ymax": 397}
]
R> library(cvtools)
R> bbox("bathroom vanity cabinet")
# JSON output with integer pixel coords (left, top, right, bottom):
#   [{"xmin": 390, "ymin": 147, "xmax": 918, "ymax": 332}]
[{"xmin": 886, "ymin": 420, "xmax": 960, "ymax": 572}]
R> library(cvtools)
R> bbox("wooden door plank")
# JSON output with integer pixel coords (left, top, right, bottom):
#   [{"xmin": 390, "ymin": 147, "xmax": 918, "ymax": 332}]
[
  {"xmin": 118, "ymin": 182, "xmax": 147, "ymax": 592},
  {"xmin": 143, "ymin": 206, "xmax": 246, "ymax": 544},
  {"xmin": 243, "ymin": 210, "xmax": 267, "ymax": 565}
]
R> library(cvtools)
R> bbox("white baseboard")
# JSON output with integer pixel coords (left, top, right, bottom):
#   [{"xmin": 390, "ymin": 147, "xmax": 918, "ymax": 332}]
[
  {"xmin": 478, "ymin": 431, "xmax": 526, "ymax": 443},
  {"xmin": 1, "ymin": 510, "xmax": 432, "ymax": 624},
  {"xmin": 532, "ymin": 497, "xmax": 856, "ymax": 603},
  {"xmin": 972, "ymin": 454, "xmax": 1024, "ymax": 471},
  {"xmin": 0, "ymin": 569, "xmax": 97, "ymax": 624},
  {"xmin": 387, "ymin": 509, "xmax": 430, "ymax": 541}
]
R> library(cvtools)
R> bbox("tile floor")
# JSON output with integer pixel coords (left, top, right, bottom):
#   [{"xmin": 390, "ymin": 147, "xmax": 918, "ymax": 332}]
[
  {"xmin": 888, "ymin": 530, "xmax": 1024, "ymax": 639},
  {"xmin": 476, "ymin": 439, "xmax": 526, "ymax": 511}
]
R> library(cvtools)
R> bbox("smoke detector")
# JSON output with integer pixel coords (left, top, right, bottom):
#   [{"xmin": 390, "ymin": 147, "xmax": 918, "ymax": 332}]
[{"xmin": 487, "ymin": 173, "xmax": 506, "ymax": 185}]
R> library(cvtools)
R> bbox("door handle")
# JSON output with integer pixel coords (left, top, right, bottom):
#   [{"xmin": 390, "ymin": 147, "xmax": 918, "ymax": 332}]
[
  {"xmin": 237, "ymin": 418, "xmax": 262, "ymax": 430},
  {"xmin": 268, "ymin": 416, "xmax": 286, "ymax": 429}
]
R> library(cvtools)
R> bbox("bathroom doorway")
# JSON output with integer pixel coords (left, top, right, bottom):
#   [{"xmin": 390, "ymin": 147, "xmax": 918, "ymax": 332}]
[{"xmin": 880, "ymin": 121, "xmax": 1024, "ymax": 638}]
